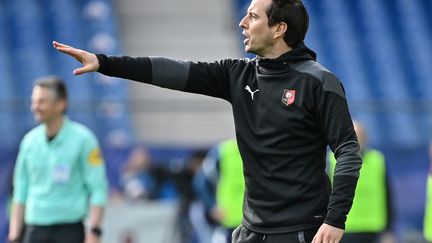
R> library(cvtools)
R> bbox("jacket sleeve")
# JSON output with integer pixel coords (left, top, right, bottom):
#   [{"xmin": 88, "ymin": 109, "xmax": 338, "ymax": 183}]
[
  {"xmin": 12, "ymin": 140, "xmax": 29, "ymax": 204},
  {"xmin": 80, "ymin": 132, "xmax": 108, "ymax": 206},
  {"xmin": 96, "ymin": 54, "xmax": 233, "ymax": 101},
  {"xmin": 315, "ymin": 72, "xmax": 362, "ymax": 229}
]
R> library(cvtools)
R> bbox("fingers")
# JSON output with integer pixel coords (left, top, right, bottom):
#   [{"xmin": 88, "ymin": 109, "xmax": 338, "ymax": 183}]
[
  {"xmin": 312, "ymin": 232, "xmax": 325, "ymax": 243},
  {"xmin": 73, "ymin": 66, "xmax": 94, "ymax": 75},
  {"xmin": 53, "ymin": 40, "xmax": 100, "ymax": 75},
  {"xmin": 311, "ymin": 224, "xmax": 343, "ymax": 243},
  {"xmin": 52, "ymin": 41, "xmax": 72, "ymax": 49},
  {"xmin": 312, "ymin": 235, "xmax": 337, "ymax": 243},
  {"xmin": 55, "ymin": 46, "xmax": 83, "ymax": 61},
  {"xmin": 53, "ymin": 40, "xmax": 87, "ymax": 63}
]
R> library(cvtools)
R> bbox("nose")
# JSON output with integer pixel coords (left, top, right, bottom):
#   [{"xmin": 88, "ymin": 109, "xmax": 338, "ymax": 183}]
[
  {"xmin": 239, "ymin": 15, "xmax": 248, "ymax": 29},
  {"xmin": 31, "ymin": 102, "xmax": 38, "ymax": 113}
]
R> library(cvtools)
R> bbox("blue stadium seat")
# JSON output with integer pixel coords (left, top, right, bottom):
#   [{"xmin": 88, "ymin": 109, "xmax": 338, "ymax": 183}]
[
  {"xmin": 0, "ymin": 6, "xmax": 21, "ymax": 147},
  {"xmin": 391, "ymin": 0, "xmax": 432, "ymax": 100},
  {"xmin": 5, "ymin": 0, "xmax": 53, "ymax": 137},
  {"xmin": 0, "ymin": 0, "xmax": 134, "ymax": 149},
  {"xmin": 78, "ymin": 0, "xmax": 134, "ymax": 146}
]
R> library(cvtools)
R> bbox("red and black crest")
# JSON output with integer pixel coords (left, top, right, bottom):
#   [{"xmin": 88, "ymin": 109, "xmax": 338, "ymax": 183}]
[{"xmin": 281, "ymin": 89, "xmax": 296, "ymax": 106}]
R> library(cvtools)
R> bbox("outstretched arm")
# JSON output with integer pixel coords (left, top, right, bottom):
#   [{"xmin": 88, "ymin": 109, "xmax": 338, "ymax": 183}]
[
  {"xmin": 53, "ymin": 41, "xmax": 233, "ymax": 100},
  {"xmin": 53, "ymin": 41, "xmax": 100, "ymax": 75}
]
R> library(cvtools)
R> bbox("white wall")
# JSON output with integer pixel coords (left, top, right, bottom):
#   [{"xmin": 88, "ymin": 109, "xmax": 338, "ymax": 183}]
[
  {"xmin": 114, "ymin": 0, "xmax": 241, "ymax": 146},
  {"xmin": 102, "ymin": 201, "xmax": 178, "ymax": 243}
]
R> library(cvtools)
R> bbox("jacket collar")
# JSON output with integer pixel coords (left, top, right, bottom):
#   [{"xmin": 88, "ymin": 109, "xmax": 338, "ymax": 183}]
[{"xmin": 256, "ymin": 43, "xmax": 317, "ymax": 65}]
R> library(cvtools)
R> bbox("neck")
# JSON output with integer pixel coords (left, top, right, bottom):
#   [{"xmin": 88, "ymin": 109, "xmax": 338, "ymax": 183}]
[
  {"xmin": 45, "ymin": 116, "xmax": 64, "ymax": 137},
  {"xmin": 261, "ymin": 41, "xmax": 292, "ymax": 59}
]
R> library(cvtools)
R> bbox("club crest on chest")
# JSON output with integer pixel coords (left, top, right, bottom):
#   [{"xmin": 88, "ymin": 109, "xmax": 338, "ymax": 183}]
[{"xmin": 281, "ymin": 89, "xmax": 295, "ymax": 106}]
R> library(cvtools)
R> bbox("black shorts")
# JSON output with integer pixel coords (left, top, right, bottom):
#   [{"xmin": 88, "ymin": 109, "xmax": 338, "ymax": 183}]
[
  {"xmin": 232, "ymin": 224, "xmax": 319, "ymax": 243},
  {"xmin": 23, "ymin": 221, "xmax": 84, "ymax": 243}
]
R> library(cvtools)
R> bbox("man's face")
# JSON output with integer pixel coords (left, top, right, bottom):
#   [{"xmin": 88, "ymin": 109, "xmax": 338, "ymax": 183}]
[
  {"xmin": 31, "ymin": 86, "xmax": 64, "ymax": 123},
  {"xmin": 239, "ymin": 0, "xmax": 276, "ymax": 56}
]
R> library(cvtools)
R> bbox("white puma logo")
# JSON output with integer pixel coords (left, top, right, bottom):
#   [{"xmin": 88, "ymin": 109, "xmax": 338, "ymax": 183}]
[{"xmin": 245, "ymin": 85, "xmax": 259, "ymax": 100}]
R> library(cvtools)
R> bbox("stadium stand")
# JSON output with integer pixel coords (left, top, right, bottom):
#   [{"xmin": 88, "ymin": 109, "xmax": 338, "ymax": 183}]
[
  {"xmin": 0, "ymin": 6, "xmax": 19, "ymax": 149},
  {"xmin": 1, "ymin": 0, "xmax": 432, "ymax": 241},
  {"xmin": 0, "ymin": 0, "xmax": 133, "ymax": 241}
]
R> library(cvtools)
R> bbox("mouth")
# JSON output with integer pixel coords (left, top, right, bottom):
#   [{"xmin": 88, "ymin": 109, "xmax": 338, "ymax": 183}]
[
  {"xmin": 243, "ymin": 38, "xmax": 249, "ymax": 45},
  {"xmin": 242, "ymin": 32, "xmax": 249, "ymax": 45}
]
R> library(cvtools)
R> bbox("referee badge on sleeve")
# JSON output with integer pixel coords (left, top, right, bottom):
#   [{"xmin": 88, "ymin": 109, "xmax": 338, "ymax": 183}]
[{"xmin": 88, "ymin": 148, "xmax": 103, "ymax": 166}]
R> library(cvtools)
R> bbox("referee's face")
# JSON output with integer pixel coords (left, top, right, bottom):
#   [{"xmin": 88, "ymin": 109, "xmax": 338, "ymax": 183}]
[{"xmin": 31, "ymin": 86, "xmax": 65, "ymax": 124}]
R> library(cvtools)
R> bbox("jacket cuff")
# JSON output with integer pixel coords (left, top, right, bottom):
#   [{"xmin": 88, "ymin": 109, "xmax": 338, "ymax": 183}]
[
  {"xmin": 96, "ymin": 54, "xmax": 108, "ymax": 74},
  {"xmin": 324, "ymin": 209, "xmax": 345, "ymax": 229}
]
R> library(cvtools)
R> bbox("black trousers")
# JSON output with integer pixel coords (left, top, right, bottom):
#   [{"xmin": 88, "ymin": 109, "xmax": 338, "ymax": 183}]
[
  {"xmin": 23, "ymin": 222, "xmax": 84, "ymax": 243},
  {"xmin": 232, "ymin": 225, "xmax": 319, "ymax": 243},
  {"xmin": 340, "ymin": 232, "xmax": 380, "ymax": 243}
]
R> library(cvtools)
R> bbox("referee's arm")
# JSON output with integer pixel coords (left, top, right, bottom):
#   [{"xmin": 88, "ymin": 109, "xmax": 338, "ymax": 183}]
[
  {"xmin": 81, "ymin": 134, "xmax": 108, "ymax": 237},
  {"xmin": 9, "ymin": 141, "xmax": 29, "ymax": 242}
]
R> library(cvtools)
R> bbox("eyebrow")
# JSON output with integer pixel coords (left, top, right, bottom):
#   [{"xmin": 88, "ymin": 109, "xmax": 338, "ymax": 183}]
[{"xmin": 248, "ymin": 9, "xmax": 259, "ymax": 17}]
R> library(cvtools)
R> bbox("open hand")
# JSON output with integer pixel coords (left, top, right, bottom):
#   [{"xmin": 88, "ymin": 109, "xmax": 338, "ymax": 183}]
[
  {"xmin": 53, "ymin": 41, "xmax": 100, "ymax": 75},
  {"xmin": 312, "ymin": 223, "xmax": 344, "ymax": 243}
]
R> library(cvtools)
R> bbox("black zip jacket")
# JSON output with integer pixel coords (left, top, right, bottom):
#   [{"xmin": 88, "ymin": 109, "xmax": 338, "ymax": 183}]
[{"xmin": 96, "ymin": 44, "xmax": 362, "ymax": 234}]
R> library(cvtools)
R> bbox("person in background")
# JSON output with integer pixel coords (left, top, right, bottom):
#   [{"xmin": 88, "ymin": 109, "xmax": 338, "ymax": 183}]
[
  {"xmin": 8, "ymin": 76, "xmax": 108, "ymax": 243},
  {"xmin": 194, "ymin": 139, "xmax": 245, "ymax": 243},
  {"xmin": 120, "ymin": 145, "xmax": 179, "ymax": 201},
  {"xmin": 424, "ymin": 142, "xmax": 432, "ymax": 242},
  {"xmin": 120, "ymin": 146, "xmax": 154, "ymax": 200},
  {"xmin": 328, "ymin": 120, "xmax": 394, "ymax": 243},
  {"xmin": 174, "ymin": 150, "xmax": 208, "ymax": 243}
]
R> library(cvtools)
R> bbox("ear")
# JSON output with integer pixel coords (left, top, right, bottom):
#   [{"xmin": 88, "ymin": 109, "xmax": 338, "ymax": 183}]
[
  {"xmin": 274, "ymin": 22, "xmax": 288, "ymax": 39},
  {"xmin": 56, "ymin": 99, "xmax": 67, "ymax": 114}
]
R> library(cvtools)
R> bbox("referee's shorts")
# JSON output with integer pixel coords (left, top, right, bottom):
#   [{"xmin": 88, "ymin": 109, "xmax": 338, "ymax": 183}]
[
  {"xmin": 232, "ymin": 224, "xmax": 319, "ymax": 243},
  {"xmin": 23, "ymin": 221, "xmax": 84, "ymax": 243}
]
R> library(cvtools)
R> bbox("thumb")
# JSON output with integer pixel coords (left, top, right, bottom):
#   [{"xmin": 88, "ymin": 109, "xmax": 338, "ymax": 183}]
[{"xmin": 73, "ymin": 66, "xmax": 93, "ymax": 75}]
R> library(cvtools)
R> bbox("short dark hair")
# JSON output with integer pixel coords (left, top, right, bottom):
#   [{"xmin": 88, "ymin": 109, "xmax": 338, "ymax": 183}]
[
  {"xmin": 34, "ymin": 76, "xmax": 68, "ymax": 101},
  {"xmin": 266, "ymin": 0, "xmax": 309, "ymax": 47}
]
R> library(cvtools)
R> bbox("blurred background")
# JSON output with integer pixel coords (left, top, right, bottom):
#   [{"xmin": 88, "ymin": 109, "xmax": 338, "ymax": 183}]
[{"xmin": 0, "ymin": 0, "xmax": 431, "ymax": 242}]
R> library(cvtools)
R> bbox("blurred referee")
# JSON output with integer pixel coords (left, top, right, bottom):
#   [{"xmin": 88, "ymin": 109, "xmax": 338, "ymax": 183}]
[
  {"xmin": 8, "ymin": 77, "xmax": 108, "ymax": 243},
  {"xmin": 53, "ymin": 0, "xmax": 362, "ymax": 242}
]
